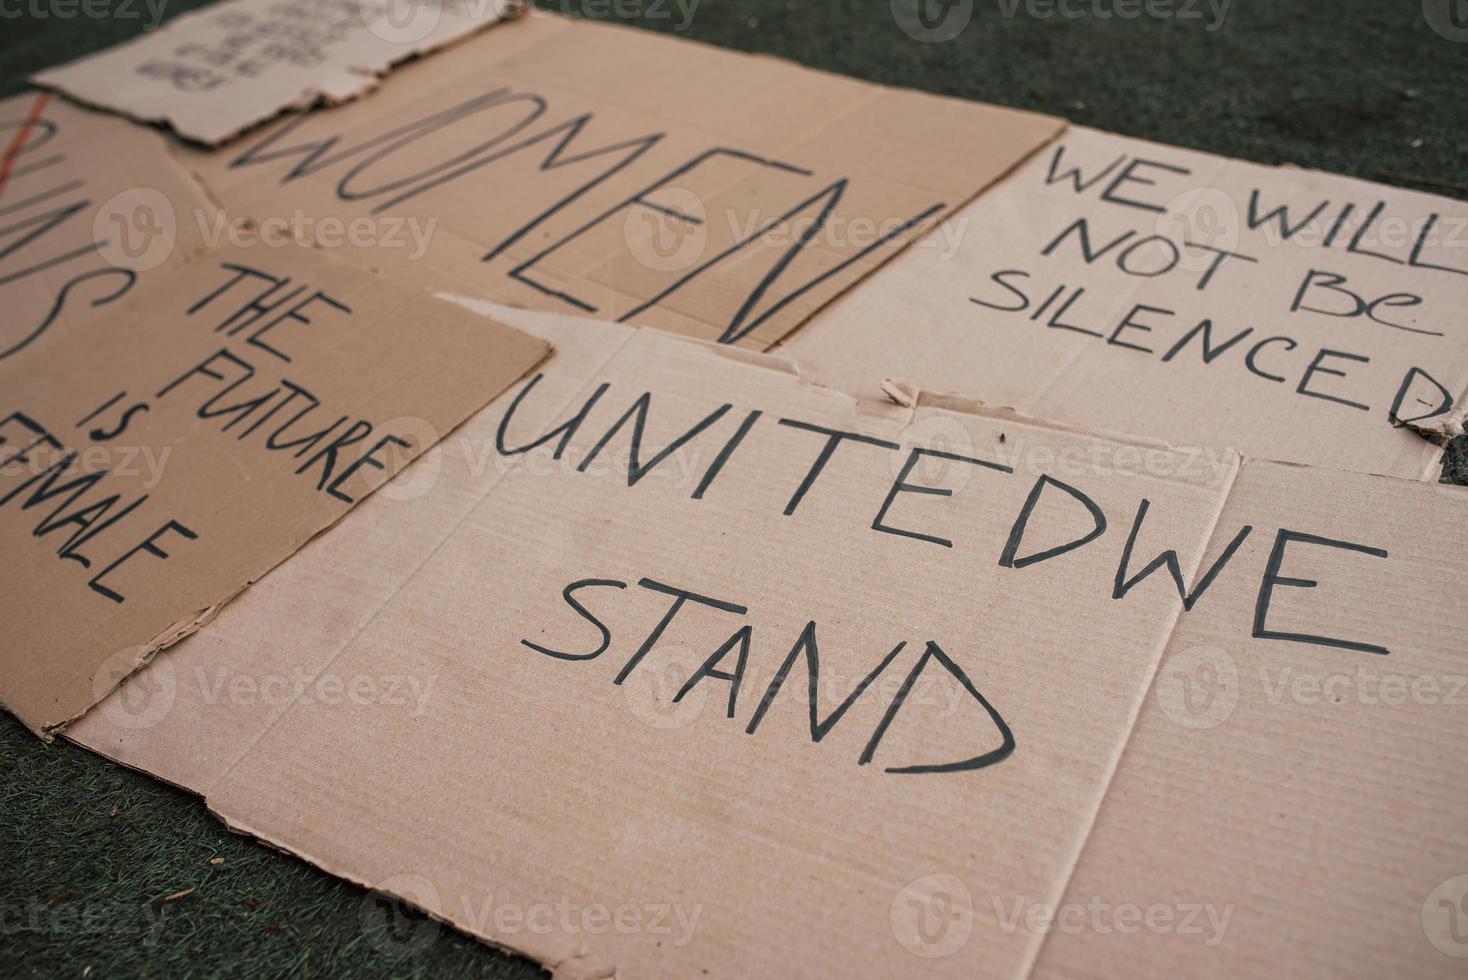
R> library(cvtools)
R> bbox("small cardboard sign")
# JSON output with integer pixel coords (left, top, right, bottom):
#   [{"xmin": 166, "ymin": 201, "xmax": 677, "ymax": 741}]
[
  {"xmin": 33, "ymin": 0, "xmax": 523, "ymax": 145},
  {"xmin": 0, "ymin": 247, "xmax": 548, "ymax": 734},
  {"xmin": 789, "ymin": 126, "xmax": 1468, "ymax": 480}
]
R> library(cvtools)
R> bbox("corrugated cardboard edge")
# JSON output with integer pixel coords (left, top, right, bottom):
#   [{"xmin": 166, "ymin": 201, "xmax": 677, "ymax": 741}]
[
  {"xmin": 876, "ymin": 377, "xmax": 1191, "ymax": 456},
  {"xmin": 1016, "ymin": 451, "xmax": 1243, "ymax": 978},
  {"xmin": 872, "ymin": 367, "xmax": 1454, "ymax": 484},
  {"xmin": 206, "ymin": 804, "xmax": 613, "ymax": 979},
  {"xmin": 35, "ymin": 487, "xmax": 416, "ymax": 741},
  {"xmin": 33, "ymin": 596, "xmax": 233, "ymax": 741}
]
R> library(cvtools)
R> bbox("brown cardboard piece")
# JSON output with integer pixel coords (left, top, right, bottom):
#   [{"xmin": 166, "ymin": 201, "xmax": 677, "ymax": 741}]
[
  {"xmin": 155, "ymin": 11, "xmax": 1063, "ymax": 350},
  {"xmin": 31, "ymin": 0, "xmax": 522, "ymax": 146},
  {"xmin": 787, "ymin": 126, "xmax": 1468, "ymax": 482},
  {"xmin": 67, "ymin": 310, "xmax": 1468, "ymax": 978},
  {"xmin": 0, "ymin": 93, "xmax": 216, "ymax": 366},
  {"xmin": 0, "ymin": 246, "xmax": 548, "ymax": 735}
]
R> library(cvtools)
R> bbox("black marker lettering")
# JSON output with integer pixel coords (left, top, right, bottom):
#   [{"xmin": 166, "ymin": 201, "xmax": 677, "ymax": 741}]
[
  {"xmin": 1253, "ymin": 530, "xmax": 1389, "ymax": 655},
  {"xmin": 521, "ymin": 578, "xmax": 628, "ymax": 661}
]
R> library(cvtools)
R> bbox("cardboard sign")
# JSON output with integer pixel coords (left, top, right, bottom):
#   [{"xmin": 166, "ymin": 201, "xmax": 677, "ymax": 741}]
[
  {"xmin": 788, "ymin": 126, "xmax": 1468, "ymax": 481},
  {"xmin": 69, "ymin": 313, "xmax": 1468, "ymax": 978},
  {"xmin": 32, "ymin": 0, "xmax": 522, "ymax": 145},
  {"xmin": 161, "ymin": 11, "xmax": 1062, "ymax": 350},
  {"xmin": 0, "ymin": 249, "xmax": 548, "ymax": 735},
  {"xmin": 0, "ymin": 93, "xmax": 215, "ymax": 366}
]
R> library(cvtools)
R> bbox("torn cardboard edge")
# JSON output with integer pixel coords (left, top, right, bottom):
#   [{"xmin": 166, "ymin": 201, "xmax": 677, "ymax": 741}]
[
  {"xmin": 31, "ymin": 0, "xmax": 526, "ymax": 146},
  {"xmin": 57, "ymin": 305, "xmax": 1464, "ymax": 979},
  {"xmin": 1402, "ymin": 400, "xmax": 1468, "ymax": 444},
  {"xmin": 37, "ymin": 596, "xmax": 234, "ymax": 739},
  {"xmin": 209, "ymin": 801, "xmax": 597, "ymax": 976},
  {"xmin": 876, "ymin": 377, "xmax": 1206, "ymax": 458},
  {"xmin": 875, "ymin": 375, "xmax": 1458, "ymax": 486}
]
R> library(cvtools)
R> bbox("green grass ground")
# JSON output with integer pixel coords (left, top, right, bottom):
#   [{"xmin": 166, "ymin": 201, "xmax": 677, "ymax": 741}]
[{"xmin": 2, "ymin": 1, "xmax": 1465, "ymax": 976}]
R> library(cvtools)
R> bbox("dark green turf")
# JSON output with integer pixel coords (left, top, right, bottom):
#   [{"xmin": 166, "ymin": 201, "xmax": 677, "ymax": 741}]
[{"xmin": 2, "ymin": 2, "xmax": 1465, "ymax": 977}]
